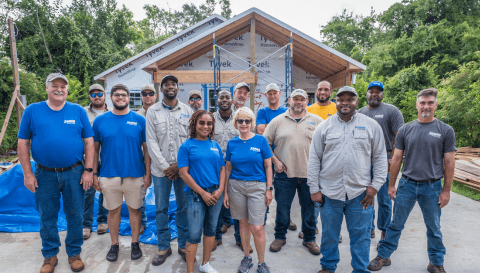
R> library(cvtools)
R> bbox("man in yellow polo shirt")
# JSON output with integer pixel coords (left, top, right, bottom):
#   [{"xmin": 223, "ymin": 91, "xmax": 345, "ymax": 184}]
[{"xmin": 306, "ymin": 81, "xmax": 336, "ymax": 120}]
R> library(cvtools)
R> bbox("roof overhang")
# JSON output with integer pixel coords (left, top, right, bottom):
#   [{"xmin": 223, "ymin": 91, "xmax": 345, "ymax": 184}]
[
  {"xmin": 93, "ymin": 14, "xmax": 226, "ymax": 82},
  {"xmin": 140, "ymin": 8, "xmax": 366, "ymax": 89}
]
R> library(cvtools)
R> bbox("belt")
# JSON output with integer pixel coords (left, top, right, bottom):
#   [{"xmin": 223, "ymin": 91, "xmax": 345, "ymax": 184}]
[
  {"xmin": 402, "ymin": 174, "xmax": 439, "ymax": 184},
  {"xmin": 37, "ymin": 162, "xmax": 83, "ymax": 172}
]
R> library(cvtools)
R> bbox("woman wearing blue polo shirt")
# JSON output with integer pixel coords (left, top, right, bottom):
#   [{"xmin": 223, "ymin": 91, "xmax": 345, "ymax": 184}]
[
  {"xmin": 224, "ymin": 107, "xmax": 273, "ymax": 273},
  {"xmin": 178, "ymin": 110, "xmax": 225, "ymax": 273}
]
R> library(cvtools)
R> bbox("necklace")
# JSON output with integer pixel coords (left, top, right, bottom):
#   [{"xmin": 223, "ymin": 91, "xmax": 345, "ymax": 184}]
[{"xmin": 239, "ymin": 132, "xmax": 253, "ymax": 143}]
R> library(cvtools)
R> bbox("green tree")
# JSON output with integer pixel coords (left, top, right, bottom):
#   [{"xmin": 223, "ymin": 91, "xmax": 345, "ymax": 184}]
[{"xmin": 437, "ymin": 56, "xmax": 480, "ymax": 147}]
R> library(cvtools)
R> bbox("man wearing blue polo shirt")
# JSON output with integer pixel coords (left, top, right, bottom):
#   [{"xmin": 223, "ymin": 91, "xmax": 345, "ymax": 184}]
[{"xmin": 18, "ymin": 73, "xmax": 95, "ymax": 273}]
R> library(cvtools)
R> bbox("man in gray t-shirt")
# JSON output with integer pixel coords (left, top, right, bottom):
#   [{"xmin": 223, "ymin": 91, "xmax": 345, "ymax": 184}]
[
  {"xmin": 369, "ymin": 88, "xmax": 456, "ymax": 273},
  {"xmin": 358, "ymin": 81, "xmax": 404, "ymax": 241}
]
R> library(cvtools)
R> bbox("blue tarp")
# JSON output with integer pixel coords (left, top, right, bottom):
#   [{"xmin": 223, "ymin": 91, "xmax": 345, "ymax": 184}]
[{"xmin": 0, "ymin": 161, "xmax": 177, "ymax": 244}]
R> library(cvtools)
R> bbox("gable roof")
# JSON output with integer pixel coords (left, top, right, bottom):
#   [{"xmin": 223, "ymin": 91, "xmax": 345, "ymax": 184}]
[
  {"xmin": 140, "ymin": 8, "xmax": 366, "ymax": 89},
  {"xmin": 93, "ymin": 14, "xmax": 226, "ymax": 81}
]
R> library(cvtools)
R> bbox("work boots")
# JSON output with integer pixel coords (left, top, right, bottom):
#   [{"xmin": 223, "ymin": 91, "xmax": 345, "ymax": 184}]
[
  {"xmin": 40, "ymin": 256, "xmax": 58, "ymax": 273},
  {"xmin": 367, "ymin": 256, "xmax": 392, "ymax": 271}
]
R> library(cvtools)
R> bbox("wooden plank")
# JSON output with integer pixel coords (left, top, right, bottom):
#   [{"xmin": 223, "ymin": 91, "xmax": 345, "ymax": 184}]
[
  {"xmin": 15, "ymin": 96, "xmax": 25, "ymax": 111},
  {"xmin": 454, "ymin": 178, "xmax": 480, "ymax": 190},
  {"xmin": 471, "ymin": 159, "xmax": 480, "ymax": 167},
  {"xmin": 249, "ymin": 17, "xmax": 256, "ymax": 112},
  {"xmin": 455, "ymin": 169, "xmax": 480, "ymax": 184},
  {"xmin": 153, "ymin": 70, "xmax": 256, "ymax": 84},
  {"xmin": 455, "ymin": 160, "xmax": 480, "ymax": 176},
  {"xmin": 8, "ymin": 19, "xmax": 22, "ymax": 129},
  {"xmin": 456, "ymin": 147, "xmax": 480, "ymax": 153},
  {"xmin": 0, "ymin": 86, "xmax": 19, "ymax": 147}
]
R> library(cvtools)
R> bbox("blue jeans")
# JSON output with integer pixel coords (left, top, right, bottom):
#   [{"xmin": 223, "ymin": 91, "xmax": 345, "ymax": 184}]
[
  {"xmin": 187, "ymin": 186, "xmax": 224, "ymax": 244},
  {"xmin": 153, "ymin": 175, "xmax": 188, "ymax": 250},
  {"xmin": 378, "ymin": 178, "xmax": 445, "ymax": 266},
  {"xmin": 371, "ymin": 173, "xmax": 392, "ymax": 232},
  {"xmin": 273, "ymin": 172, "xmax": 316, "ymax": 242},
  {"xmin": 214, "ymin": 204, "xmax": 232, "ymax": 241},
  {"xmin": 34, "ymin": 164, "xmax": 85, "ymax": 258},
  {"xmin": 320, "ymin": 191, "xmax": 373, "ymax": 273},
  {"xmin": 83, "ymin": 187, "xmax": 107, "ymax": 228}
]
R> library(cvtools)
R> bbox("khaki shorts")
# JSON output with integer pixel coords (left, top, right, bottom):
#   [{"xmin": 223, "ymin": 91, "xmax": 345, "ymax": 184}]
[
  {"xmin": 228, "ymin": 179, "xmax": 267, "ymax": 226},
  {"xmin": 99, "ymin": 177, "xmax": 145, "ymax": 210}
]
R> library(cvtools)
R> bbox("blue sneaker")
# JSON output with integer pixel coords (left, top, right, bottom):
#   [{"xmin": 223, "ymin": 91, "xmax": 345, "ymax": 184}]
[
  {"xmin": 237, "ymin": 256, "xmax": 253, "ymax": 273},
  {"xmin": 257, "ymin": 262, "xmax": 270, "ymax": 273}
]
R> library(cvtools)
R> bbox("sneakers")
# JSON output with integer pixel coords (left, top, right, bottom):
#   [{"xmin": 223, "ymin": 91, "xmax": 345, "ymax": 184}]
[
  {"xmin": 40, "ymin": 256, "xmax": 58, "ymax": 273},
  {"xmin": 83, "ymin": 228, "xmax": 91, "ymax": 240},
  {"xmin": 139, "ymin": 225, "xmax": 146, "ymax": 235},
  {"xmin": 68, "ymin": 254, "xmax": 85, "ymax": 272},
  {"xmin": 97, "ymin": 223, "xmax": 108, "ymax": 234},
  {"xmin": 288, "ymin": 220, "xmax": 297, "ymax": 231},
  {"xmin": 199, "ymin": 262, "xmax": 218, "ymax": 273},
  {"xmin": 237, "ymin": 256, "xmax": 253, "ymax": 273},
  {"xmin": 367, "ymin": 256, "xmax": 392, "ymax": 271},
  {"xmin": 236, "ymin": 241, "xmax": 253, "ymax": 253},
  {"xmin": 269, "ymin": 239, "xmax": 286, "ymax": 252},
  {"xmin": 257, "ymin": 262, "xmax": 270, "ymax": 273},
  {"xmin": 151, "ymin": 248, "xmax": 172, "ymax": 266},
  {"xmin": 427, "ymin": 263, "xmax": 447, "ymax": 273},
  {"xmin": 131, "ymin": 242, "xmax": 142, "ymax": 260},
  {"xmin": 302, "ymin": 241, "xmax": 321, "ymax": 255},
  {"xmin": 106, "ymin": 244, "xmax": 119, "ymax": 262},
  {"xmin": 371, "ymin": 229, "xmax": 376, "ymax": 238}
]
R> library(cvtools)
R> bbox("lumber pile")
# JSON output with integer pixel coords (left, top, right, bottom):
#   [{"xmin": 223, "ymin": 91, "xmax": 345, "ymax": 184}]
[{"xmin": 454, "ymin": 147, "xmax": 480, "ymax": 192}]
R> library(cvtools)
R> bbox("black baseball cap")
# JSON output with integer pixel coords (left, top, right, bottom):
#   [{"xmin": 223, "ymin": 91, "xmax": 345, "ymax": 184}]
[{"xmin": 160, "ymin": 75, "xmax": 178, "ymax": 87}]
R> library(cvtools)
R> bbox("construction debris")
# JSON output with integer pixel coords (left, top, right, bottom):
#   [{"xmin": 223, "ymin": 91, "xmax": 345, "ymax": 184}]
[{"xmin": 454, "ymin": 147, "xmax": 480, "ymax": 192}]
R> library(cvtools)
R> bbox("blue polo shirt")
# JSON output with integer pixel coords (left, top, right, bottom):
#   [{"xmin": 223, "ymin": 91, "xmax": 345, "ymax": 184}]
[
  {"xmin": 177, "ymin": 138, "xmax": 225, "ymax": 193},
  {"xmin": 225, "ymin": 134, "xmax": 273, "ymax": 182},
  {"xmin": 256, "ymin": 106, "xmax": 288, "ymax": 125},
  {"xmin": 17, "ymin": 101, "xmax": 94, "ymax": 168},
  {"xmin": 93, "ymin": 111, "xmax": 146, "ymax": 178}
]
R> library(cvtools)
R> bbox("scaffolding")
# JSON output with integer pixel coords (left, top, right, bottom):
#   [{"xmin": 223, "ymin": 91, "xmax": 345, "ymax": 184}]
[{"xmin": 212, "ymin": 33, "xmax": 294, "ymax": 111}]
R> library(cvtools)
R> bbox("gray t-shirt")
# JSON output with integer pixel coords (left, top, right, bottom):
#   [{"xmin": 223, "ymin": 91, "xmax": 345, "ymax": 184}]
[
  {"xmin": 395, "ymin": 119, "xmax": 456, "ymax": 181},
  {"xmin": 358, "ymin": 103, "xmax": 404, "ymax": 151}
]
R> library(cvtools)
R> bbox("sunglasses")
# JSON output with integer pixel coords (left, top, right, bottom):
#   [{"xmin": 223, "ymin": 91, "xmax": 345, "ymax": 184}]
[
  {"xmin": 237, "ymin": 119, "xmax": 252, "ymax": 125},
  {"xmin": 90, "ymin": 93, "xmax": 104, "ymax": 98},
  {"xmin": 142, "ymin": 91, "xmax": 155, "ymax": 97},
  {"xmin": 190, "ymin": 97, "xmax": 202, "ymax": 101},
  {"xmin": 198, "ymin": 121, "xmax": 213, "ymax": 126},
  {"xmin": 112, "ymin": 93, "xmax": 128, "ymax": 98}
]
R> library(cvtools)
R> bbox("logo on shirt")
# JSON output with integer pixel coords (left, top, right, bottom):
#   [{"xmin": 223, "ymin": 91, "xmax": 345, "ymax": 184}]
[
  {"xmin": 64, "ymin": 120, "xmax": 75, "ymax": 124},
  {"xmin": 126, "ymin": 121, "xmax": 137, "ymax": 126},
  {"xmin": 355, "ymin": 126, "xmax": 366, "ymax": 130},
  {"xmin": 375, "ymin": 114, "xmax": 384, "ymax": 118},
  {"xmin": 429, "ymin": 132, "xmax": 441, "ymax": 138},
  {"xmin": 250, "ymin": 147, "xmax": 260, "ymax": 152},
  {"xmin": 307, "ymin": 121, "xmax": 316, "ymax": 125},
  {"xmin": 327, "ymin": 114, "xmax": 333, "ymax": 116},
  {"xmin": 210, "ymin": 147, "xmax": 219, "ymax": 152},
  {"xmin": 181, "ymin": 113, "xmax": 190, "ymax": 118}
]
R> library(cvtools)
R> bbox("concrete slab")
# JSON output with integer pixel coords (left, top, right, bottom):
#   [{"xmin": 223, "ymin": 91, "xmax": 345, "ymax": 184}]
[{"xmin": 1, "ymin": 191, "xmax": 479, "ymax": 272}]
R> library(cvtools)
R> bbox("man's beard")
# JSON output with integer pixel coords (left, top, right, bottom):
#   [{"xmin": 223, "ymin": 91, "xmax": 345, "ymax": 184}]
[
  {"xmin": 53, "ymin": 91, "xmax": 64, "ymax": 96},
  {"xmin": 163, "ymin": 90, "xmax": 177, "ymax": 100},
  {"xmin": 113, "ymin": 102, "xmax": 128, "ymax": 110},
  {"xmin": 292, "ymin": 104, "xmax": 304, "ymax": 113},
  {"xmin": 191, "ymin": 105, "xmax": 201, "ymax": 111},
  {"xmin": 367, "ymin": 97, "xmax": 383, "ymax": 106},
  {"xmin": 317, "ymin": 95, "xmax": 330, "ymax": 103},
  {"xmin": 92, "ymin": 101, "xmax": 104, "ymax": 108},
  {"xmin": 421, "ymin": 111, "xmax": 431, "ymax": 117}
]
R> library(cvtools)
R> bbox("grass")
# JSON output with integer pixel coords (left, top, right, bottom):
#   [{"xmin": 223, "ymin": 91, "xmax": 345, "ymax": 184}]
[{"xmin": 451, "ymin": 180, "xmax": 480, "ymax": 201}]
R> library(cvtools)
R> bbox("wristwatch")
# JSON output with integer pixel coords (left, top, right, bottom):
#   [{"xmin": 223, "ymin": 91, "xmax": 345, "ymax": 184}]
[
  {"xmin": 84, "ymin": 168, "xmax": 94, "ymax": 173},
  {"xmin": 266, "ymin": 187, "xmax": 273, "ymax": 191}
]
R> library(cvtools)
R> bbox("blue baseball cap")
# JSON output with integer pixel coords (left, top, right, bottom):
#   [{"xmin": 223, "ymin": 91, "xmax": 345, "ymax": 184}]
[{"xmin": 367, "ymin": 81, "xmax": 384, "ymax": 91}]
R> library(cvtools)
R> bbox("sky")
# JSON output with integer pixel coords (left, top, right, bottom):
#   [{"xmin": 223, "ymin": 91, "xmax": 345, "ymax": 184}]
[{"xmin": 66, "ymin": 0, "xmax": 402, "ymax": 40}]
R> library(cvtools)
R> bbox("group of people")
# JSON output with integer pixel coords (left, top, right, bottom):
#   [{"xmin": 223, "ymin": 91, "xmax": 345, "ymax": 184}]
[{"xmin": 17, "ymin": 72, "xmax": 456, "ymax": 273}]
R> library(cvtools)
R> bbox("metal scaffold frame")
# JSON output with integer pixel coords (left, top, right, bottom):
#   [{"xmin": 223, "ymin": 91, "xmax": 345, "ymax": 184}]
[{"xmin": 212, "ymin": 32, "xmax": 293, "ymax": 110}]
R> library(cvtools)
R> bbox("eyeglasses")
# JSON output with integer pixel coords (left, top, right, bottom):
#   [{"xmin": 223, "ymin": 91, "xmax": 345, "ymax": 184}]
[
  {"xmin": 112, "ymin": 93, "xmax": 128, "ymax": 98},
  {"xmin": 90, "ymin": 93, "xmax": 104, "ymax": 98},
  {"xmin": 141, "ymin": 91, "xmax": 155, "ymax": 97},
  {"xmin": 198, "ymin": 121, "xmax": 213, "ymax": 126},
  {"xmin": 237, "ymin": 119, "xmax": 252, "ymax": 125},
  {"xmin": 190, "ymin": 97, "xmax": 202, "ymax": 101}
]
